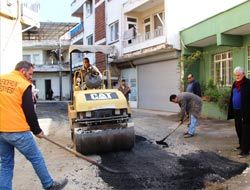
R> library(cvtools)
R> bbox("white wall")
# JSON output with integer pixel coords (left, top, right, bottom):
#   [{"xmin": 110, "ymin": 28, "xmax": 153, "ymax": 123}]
[
  {"xmin": 84, "ymin": 2, "xmax": 95, "ymax": 43},
  {"xmin": 106, "ymin": 0, "xmax": 123, "ymax": 56},
  {"xmin": 165, "ymin": 0, "xmax": 247, "ymax": 49},
  {"xmin": 33, "ymin": 73, "xmax": 70, "ymax": 100},
  {"xmin": 0, "ymin": 17, "xmax": 22, "ymax": 74}
]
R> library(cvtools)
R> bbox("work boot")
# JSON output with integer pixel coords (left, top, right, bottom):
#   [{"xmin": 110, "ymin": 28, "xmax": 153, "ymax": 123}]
[{"xmin": 45, "ymin": 178, "xmax": 68, "ymax": 190}]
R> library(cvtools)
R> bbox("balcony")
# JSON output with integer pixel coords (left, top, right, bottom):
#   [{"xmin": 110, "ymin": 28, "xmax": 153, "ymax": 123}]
[
  {"xmin": 21, "ymin": 3, "xmax": 40, "ymax": 28},
  {"xmin": 71, "ymin": 0, "xmax": 84, "ymax": 17},
  {"xmin": 70, "ymin": 22, "xmax": 84, "ymax": 38},
  {"xmin": 124, "ymin": 0, "xmax": 164, "ymax": 14},
  {"xmin": 123, "ymin": 26, "xmax": 165, "ymax": 54}
]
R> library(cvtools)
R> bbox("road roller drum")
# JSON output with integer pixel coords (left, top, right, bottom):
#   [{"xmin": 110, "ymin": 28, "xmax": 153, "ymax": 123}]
[{"xmin": 74, "ymin": 126, "xmax": 135, "ymax": 155}]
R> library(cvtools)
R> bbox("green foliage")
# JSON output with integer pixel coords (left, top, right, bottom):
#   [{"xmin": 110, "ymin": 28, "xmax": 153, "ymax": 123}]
[
  {"xmin": 203, "ymin": 79, "xmax": 231, "ymax": 112},
  {"xmin": 200, "ymin": 82, "xmax": 207, "ymax": 97},
  {"xmin": 217, "ymin": 87, "xmax": 231, "ymax": 112},
  {"xmin": 180, "ymin": 50, "xmax": 202, "ymax": 91},
  {"xmin": 181, "ymin": 51, "xmax": 202, "ymax": 70},
  {"xmin": 204, "ymin": 86, "xmax": 220, "ymax": 102}
]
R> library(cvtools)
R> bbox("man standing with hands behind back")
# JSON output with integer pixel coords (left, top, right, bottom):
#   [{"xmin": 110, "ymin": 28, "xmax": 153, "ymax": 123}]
[
  {"xmin": 0, "ymin": 61, "xmax": 68, "ymax": 189},
  {"xmin": 228, "ymin": 66, "xmax": 250, "ymax": 157}
]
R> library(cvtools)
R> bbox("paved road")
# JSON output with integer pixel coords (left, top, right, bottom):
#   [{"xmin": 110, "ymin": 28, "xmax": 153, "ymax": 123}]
[{"xmin": 12, "ymin": 102, "xmax": 250, "ymax": 190}]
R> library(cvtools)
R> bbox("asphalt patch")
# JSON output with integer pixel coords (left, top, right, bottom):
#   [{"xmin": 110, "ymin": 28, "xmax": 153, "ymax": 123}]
[{"xmin": 99, "ymin": 136, "xmax": 248, "ymax": 190}]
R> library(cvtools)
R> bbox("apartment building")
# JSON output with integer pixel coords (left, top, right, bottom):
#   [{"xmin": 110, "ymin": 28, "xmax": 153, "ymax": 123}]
[
  {"xmin": 22, "ymin": 22, "xmax": 76, "ymax": 100},
  {"xmin": 70, "ymin": 0, "xmax": 246, "ymax": 112},
  {"xmin": 0, "ymin": 0, "xmax": 39, "ymax": 73}
]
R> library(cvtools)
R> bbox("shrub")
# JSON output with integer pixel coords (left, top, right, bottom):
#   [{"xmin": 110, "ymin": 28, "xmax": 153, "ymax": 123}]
[
  {"xmin": 202, "ymin": 79, "xmax": 231, "ymax": 112},
  {"xmin": 204, "ymin": 87, "xmax": 220, "ymax": 102},
  {"xmin": 217, "ymin": 87, "xmax": 231, "ymax": 112}
]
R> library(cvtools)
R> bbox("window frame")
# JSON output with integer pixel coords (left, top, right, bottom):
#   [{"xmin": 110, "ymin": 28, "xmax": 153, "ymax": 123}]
[
  {"xmin": 85, "ymin": 0, "xmax": 93, "ymax": 17},
  {"xmin": 212, "ymin": 51, "xmax": 233, "ymax": 86},
  {"xmin": 86, "ymin": 34, "xmax": 93, "ymax": 45},
  {"xmin": 23, "ymin": 54, "xmax": 31, "ymax": 62},
  {"xmin": 108, "ymin": 20, "xmax": 119, "ymax": 44},
  {"xmin": 143, "ymin": 17, "xmax": 151, "ymax": 40}
]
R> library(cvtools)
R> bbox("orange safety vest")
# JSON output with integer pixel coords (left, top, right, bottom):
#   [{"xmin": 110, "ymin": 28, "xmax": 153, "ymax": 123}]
[{"xmin": 0, "ymin": 71, "xmax": 31, "ymax": 132}]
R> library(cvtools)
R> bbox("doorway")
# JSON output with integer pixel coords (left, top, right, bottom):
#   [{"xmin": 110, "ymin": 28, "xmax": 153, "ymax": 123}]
[{"xmin": 45, "ymin": 80, "xmax": 51, "ymax": 100}]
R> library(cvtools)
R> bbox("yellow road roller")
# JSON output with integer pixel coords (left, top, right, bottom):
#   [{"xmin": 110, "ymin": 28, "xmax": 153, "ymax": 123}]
[{"xmin": 68, "ymin": 45, "xmax": 135, "ymax": 155}]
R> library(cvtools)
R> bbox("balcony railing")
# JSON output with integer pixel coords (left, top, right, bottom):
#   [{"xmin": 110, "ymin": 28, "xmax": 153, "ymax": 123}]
[
  {"xmin": 70, "ymin": 22, "xmax": 84, "ymax": 39},
  {"xmin": 123, "ymin": 27, "xmax": 164, "ymax": 47},
  {"xmin": 21, "ymin": 2, "xmax": 40, "ymax": 12}
]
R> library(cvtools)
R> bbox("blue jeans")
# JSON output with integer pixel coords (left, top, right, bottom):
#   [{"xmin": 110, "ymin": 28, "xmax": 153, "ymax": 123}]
[
  {"xmin": 188, "ymin": 115, "xmax": 199, "ymax": 135},
  {"xmin": 0, "ymin": 132, "xmax": 53, "ymax": 190}
]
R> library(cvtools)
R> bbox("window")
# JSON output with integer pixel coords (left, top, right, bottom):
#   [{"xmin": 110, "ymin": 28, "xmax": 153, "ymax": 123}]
[
  {"xmin": 127, "ymin": 17, "xmax": 137, "ymax": 23},
  {"xmin": 144, "ymin": 17, "xmax": 151, "ymax": 40},
  {"xmin": 23, "ymin": 55, "xmax": 31, "ymax": 62},
  {"xmin": 154, "ymin": 12, "xmax": 164, "ymax": 29},
  {"xmin": 33, "ymin": 54, "xmax": 41, "ymax": 65},
  {"xmin": 86, "ymin": 34, "xmax": 93, "ymax": 45},
  {"xmin": 212, "ymin": 51, "xmax": 232, "ymax": 86},
  {"xmin": 109, "ymin": 21, "xmax": 119, "ymax": 43},
  {"xmin": 126, "ymin": 17, "xmax": 137, "ymax": 44},
  {"xmin": 248, "ymin": 47, "xmax": 250, "ymax": 78},
  {"xmin": 86, "ymin": 0, "xmax": 92, "ymax": 17},
  {"xmin": 154, "ymin": 12, "xmax": 164, "ymax": 37}
]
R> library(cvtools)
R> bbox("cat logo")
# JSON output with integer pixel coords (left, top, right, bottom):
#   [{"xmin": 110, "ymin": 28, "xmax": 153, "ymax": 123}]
[{"xmin": 85, "ymin": 92, "xmax": 118, "ymax": 101}]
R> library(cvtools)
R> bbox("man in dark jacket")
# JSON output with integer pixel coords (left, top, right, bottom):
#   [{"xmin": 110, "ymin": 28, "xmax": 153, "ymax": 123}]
[
  {"xmin": 186, "ymin": 74, "xmax": 202, "ymax": 97},
  {"xmin": 228, "ymin": 66, "xmax": 250, "ymax": 157}
]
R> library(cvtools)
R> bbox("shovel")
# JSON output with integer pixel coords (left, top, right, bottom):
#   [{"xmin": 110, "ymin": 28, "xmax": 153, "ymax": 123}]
[
  {"xmin": 43, "ymin": 136, "xmax": 127, "ymax": 174},
  {"xmin": 155, "ymin": 120, "xmax": 185, "ymax": 147}
]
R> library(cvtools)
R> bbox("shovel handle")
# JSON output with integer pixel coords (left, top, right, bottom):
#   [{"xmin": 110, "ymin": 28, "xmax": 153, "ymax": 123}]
[
  {"xmin": 43, "ymin": 136, "xmax": 128, "ymax": 174},
  {"xmin": 158, "ymin": 117, "xmax": 188, "ymax": 142}
]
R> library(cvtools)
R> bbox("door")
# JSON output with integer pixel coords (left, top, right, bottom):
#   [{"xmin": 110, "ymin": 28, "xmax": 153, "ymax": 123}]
[
  {"xmin": 138, "ymin": 60, "xmax": 179, "ymax": 112},
  {"xmin": 45, "ymin": 80, "xmax": 51, "ymax": 100},
  {"xmin": 127, "ymin": 17, "xmax": 137, "ymax": 44}
]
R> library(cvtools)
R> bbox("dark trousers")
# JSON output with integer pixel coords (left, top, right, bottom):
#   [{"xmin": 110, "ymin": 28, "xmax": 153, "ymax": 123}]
[
  {"xmin": 233, "ymin": 110, "xmax": 242, "ymax": 148},
  {"xmin": 234, "ymin": 109, "xmax": 250, "ymax": 153}
]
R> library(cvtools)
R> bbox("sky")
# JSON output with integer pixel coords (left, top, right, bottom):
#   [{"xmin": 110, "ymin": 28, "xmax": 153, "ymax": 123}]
[{"xmin": 39, "ymin": 0, "xmax": 79, "ymax": 23}]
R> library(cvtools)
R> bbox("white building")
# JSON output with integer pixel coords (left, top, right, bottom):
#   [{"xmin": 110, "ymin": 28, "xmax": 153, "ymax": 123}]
[
  {"xmin": 0, "ymin": 0, "xmax": 39, "ymax": 73},
  {"xmin": 22, "ymin": 22, "xmax": 77, "ymax": 100}
]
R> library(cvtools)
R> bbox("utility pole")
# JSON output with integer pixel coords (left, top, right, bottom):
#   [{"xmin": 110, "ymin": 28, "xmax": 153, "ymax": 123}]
[{"xmin": 59, "ymin": 39, "xmax": 62, "ymax": 101}]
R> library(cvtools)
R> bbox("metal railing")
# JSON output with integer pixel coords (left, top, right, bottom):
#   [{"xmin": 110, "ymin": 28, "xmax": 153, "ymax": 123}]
[
  {"xmin": 70, "ymin": 22, "xmax": 84, "ymax": 39},
  {"xmin": 123, "ymin": 27, "xmax": 164, "ymax": 47},
  {"xmin": 21, "ymin": 2, "xmax": 40, "ymax": 12}
]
